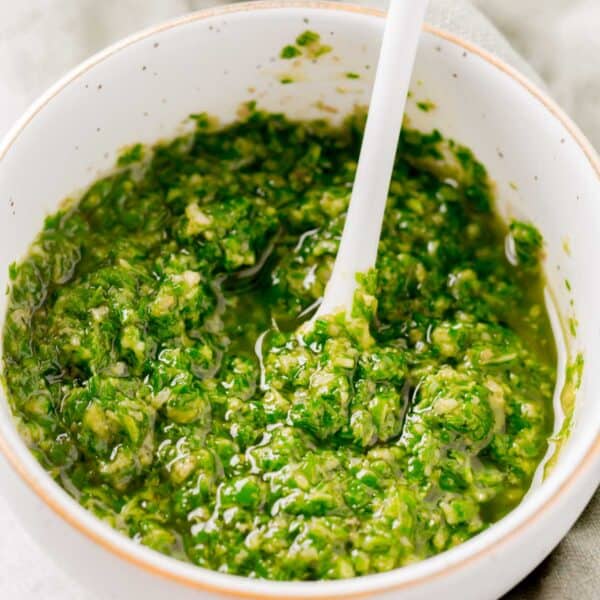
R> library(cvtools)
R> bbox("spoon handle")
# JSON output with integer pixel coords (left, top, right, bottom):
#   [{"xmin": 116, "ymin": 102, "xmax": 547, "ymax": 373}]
[{"xmin": 316, "ymin": 0, "xmax": 428, "ymax": 318}]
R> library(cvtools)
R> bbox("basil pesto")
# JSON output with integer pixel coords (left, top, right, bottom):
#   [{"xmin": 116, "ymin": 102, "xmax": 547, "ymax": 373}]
[{"xmin": 2, "ymin": 107, "xmax": 555, "ymax": 580}]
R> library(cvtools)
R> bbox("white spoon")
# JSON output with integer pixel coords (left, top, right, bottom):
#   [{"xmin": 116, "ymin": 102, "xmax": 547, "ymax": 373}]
[{"xmin": 314, "ymin": 0, "xmax": 428, "ymax": 319}]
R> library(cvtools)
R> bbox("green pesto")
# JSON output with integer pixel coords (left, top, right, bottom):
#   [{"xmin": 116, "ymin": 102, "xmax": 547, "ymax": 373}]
[
  {"xmin": 117, "ymin": 143, "xmax": 145, "ymax": 167},
  {"xmin": 568, "ymin": 316, "xmax": 578, "ymax": 337},
  {"xmin": 280, "ymin": 45, "xmax": 301, "ymax": 60},
  {"xmin": 416, "ymin": 100, "xmax": 436, "ymax": 113},
  {"xmin": 286, "ymin": 30, "xmax": 332, "ymax": 60},
  {"xmin": 2, "ymin": 106, "xmax": 555, "ymax": 580},
  {"xmin": 296, "ymin": 30, "xmax": 320, "ymax": 47}
]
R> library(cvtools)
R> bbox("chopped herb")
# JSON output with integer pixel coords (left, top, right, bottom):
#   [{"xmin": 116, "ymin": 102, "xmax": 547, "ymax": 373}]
[
  {"xmin": 508, "ymin": 220, "xmax": 543, "ymax": 269},
  {"xmin": 416, "ymin": 100, "xmax": 436, "ymax": 112},
  {"xmin": 296, "ymin": 30, "xmax": 320, "ymax": 46},
  {"xmin": 568, "ymin": 316, "xmax": 578, "ymax": 337},
  {"xmin": 313, "ymin": 44, "xmax": 332, "ymax": 57},
  {"xmin": 291, "ymin": 30, "xmax": 332, "ymax": 59},
  {"xmin": 8, "ymin": 262, "xmax": 17, "ymax": 281},
  {"xmin": 116, "ymin": 143, "xmax": 144, "ymax": 167},
  {"xmin": 280, "ymin": 44, "xmax": 301, "ymax": 59}
]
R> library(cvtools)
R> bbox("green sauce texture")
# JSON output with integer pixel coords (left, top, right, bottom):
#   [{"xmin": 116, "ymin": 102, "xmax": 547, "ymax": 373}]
[{"xmin": 2, "ymin": 107, "xmax": 556, "ymax": 580}]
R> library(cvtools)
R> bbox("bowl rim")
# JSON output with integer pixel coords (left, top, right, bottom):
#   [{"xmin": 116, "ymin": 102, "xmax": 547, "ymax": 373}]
[{"xmin": 0, "ymin": 1, "xmax": 599, "ymax": 598}]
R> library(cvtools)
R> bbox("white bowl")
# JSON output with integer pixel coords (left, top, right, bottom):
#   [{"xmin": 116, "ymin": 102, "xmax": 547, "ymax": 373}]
[{"xmin": 0, "ymin": 2, "xmax": 598, "ymax": 599}]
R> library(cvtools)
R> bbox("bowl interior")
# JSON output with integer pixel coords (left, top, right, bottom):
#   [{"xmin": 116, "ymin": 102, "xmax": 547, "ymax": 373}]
[{"xmin": 0, "ymin": 2, "xmax": 598, "ymax": 596}]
